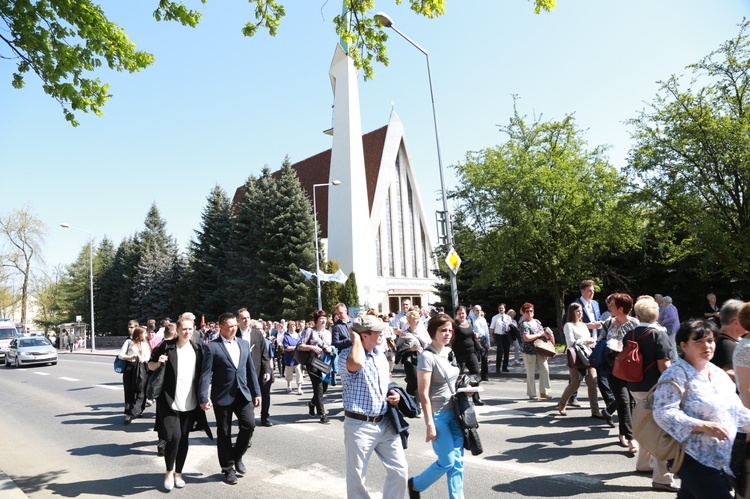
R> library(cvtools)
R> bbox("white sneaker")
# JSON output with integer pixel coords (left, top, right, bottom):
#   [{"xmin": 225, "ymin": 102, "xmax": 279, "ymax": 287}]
[
  {"xmin": 297, "ymin": 389, "xmax": 304, "ymax": 395},
  {"xmin": 286, "ymin": 387, "xmax": 293, "ymax": 394}
]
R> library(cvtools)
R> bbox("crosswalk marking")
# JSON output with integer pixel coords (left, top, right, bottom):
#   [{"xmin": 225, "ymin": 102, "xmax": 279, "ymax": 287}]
[
  {"xmin": 59, "ymin": 377, "xmax": 79, "ymax": 381},
  {"xmin": 95, "ymin": 384, "xmax": 121, "ymax": 391},
  {"xmin": 33, "ymin": 372, "xmax": 50, "ymax": 376}
]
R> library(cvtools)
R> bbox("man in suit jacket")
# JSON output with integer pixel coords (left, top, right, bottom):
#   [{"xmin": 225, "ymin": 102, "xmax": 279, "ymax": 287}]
[
  {"xmin": 574, "ymin": 279, "xmax": 602, "ymax": 340},
  {"xmin": 237, "ymin": 308, "xmax": 273, "ymax": 427},
  {"xmin": 200, "ymin": 312, "xmax": 262, "ymax": 485}
]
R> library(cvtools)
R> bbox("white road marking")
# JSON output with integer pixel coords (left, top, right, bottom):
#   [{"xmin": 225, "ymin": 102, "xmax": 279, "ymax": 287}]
[
  {"xmin": 34, "ymin": 372, "xmax": 50, "ymax": 376},
  {"xmin": 95, "ymin": 384, "xmax": 121, "ymax": 390},
  {"xmin": 59, "ymin": 377, "xmax": 79, "ymax": 381}
]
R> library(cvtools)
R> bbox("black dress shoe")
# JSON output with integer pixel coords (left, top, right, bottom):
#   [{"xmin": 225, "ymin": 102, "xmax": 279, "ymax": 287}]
[
  {"xmin": 235, "ymin": 459, "xmax": 246, "ymax": 475},
  {"xmin": 408, "ymin": 477, "xmax": 421, "ymax": 499},
  {"xmin": 224, "ymin": 469, "xmax": 238, "ymax": 485},
  {"xmin": 261, "ymin": 420, "xmax": 273, "ymax": 427},
  {"xmin": 320, "ymin": 415, "xmax": 330, "ymax": 424},
  {"xmin": 568, "ymin": 400, "xmax": 581, "ymax": 407},
  {"xmin": 602, "ymin": 410, "xmax": 615, "ymax": 428}
]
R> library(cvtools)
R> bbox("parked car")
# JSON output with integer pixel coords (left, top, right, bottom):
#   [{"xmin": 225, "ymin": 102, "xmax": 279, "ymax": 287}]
[
  {"xmin": 5, "ymin": 336, "xmax": 58, "ymax": 367},
  {"xmin": 0, "ymin": 319, "xmax": 18, "ymax": 360}
]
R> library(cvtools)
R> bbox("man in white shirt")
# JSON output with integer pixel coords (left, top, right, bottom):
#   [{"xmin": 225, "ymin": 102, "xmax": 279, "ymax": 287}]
[
  {"xmin": 472, "ymin": 305, "xmax": 490, "ymax": 381},
  {"xmin": 489, "ymin": 303, "xmax": 512, "ymax": 373}
]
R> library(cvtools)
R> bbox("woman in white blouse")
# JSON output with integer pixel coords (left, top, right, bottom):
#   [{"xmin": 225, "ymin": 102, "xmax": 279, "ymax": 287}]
[
  {"xmin": 557, "ymin": 302, "xmax": 602, "ymax": 419},
  {"xmin": 654, "ymin": 320, "xmax": 750, "ymax": 499},
  {"xmin": 148, "ymin": 317, "xmax": 211, "ymax": 491},
  {"xmin": 118, "ymin": 324, "xmax": 151, "ymax": 424}
]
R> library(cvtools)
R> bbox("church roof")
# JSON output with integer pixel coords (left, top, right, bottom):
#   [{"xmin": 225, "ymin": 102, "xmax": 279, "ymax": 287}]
[{"xmin": 232, "ymin": 125, "xmax": 389, "ymax": 239}]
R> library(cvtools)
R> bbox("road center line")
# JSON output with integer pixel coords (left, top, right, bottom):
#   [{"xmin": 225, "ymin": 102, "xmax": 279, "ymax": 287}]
[{"xmin": 59, "ymin": 377, "xmax": 79, "ymax": 381}]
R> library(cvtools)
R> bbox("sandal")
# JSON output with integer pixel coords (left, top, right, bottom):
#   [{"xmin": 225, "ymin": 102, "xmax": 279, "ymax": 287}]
[
  {"xmin": 618, "ymin": 435, "xmax": 628, "ymax": 447},
  {"xmin": 557, "ymin": 403, "xmax": 567, "ymax": 416},
  {"xmin": 628, "ymin": 440, "xmax": 638, "ymax": 454}
]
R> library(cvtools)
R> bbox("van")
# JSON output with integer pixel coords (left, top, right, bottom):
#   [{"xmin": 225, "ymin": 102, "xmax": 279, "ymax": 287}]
[{"xmin": 0, "ymin": 319, "xmax": 19, "ymax": 360}]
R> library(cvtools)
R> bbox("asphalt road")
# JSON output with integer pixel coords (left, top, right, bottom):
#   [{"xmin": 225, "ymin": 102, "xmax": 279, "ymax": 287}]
[{"xmin": 0, "ymin": 350, "xmax": 677, "ymax": 498}]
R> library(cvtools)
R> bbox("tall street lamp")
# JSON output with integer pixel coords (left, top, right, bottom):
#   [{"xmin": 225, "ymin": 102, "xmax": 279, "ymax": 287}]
[
  {"xmin": 313, "ymin": 180, "xmax": 342, "ymax": 311},
  {"xmin": 374, "ymin": 12, "xmax": 459, "ymax": 312},
  {"xmin": 60, "ymin": 223, "xmax": 96, "ymax": 351}
]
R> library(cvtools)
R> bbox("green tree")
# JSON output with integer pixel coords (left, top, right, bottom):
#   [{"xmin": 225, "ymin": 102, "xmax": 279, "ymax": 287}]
[
  {"xmin": 626, "ymin": 20, "xmax": 750, "ymax": 286},
  {"xmin": 0, "ymin": 206, "xmax": 46, "ymax": 327},
  {"xmin": 187, "ymin": 185, "xmax": 234, "ymax": 318},
  {"xmin": 451, "ymin": 103, "xmax": 637, "ymax": 328},
  {"xmin": 92, "ymin": 237, "xmax": 117, "ymax": 334},
  {"xmin": 227, "ymin": 173, "xmax": 266, "ymax": 313},
  {"xmin": 100, "ymin": 236, "xmax": 139, "ymax": 332},
  {"xmin": 321, "ymin": 260, "xmax": 344, "ymax": 315},
  {"xmin": 341, "ymin": 270, "xmax": 360, "ymax": 309},
  {"xmin": 268, "ymin": 157, "xmax": 316, "ymax": 319},
  {"xmin": 131, "ymin": 204, "xmax": 181, "ymax": 321},
  {"xmin": 2, "ymin": 0, "xmax": 554, "ymax": 125},
  {"xmin": 32, "ymin": 265, "xmax": 68, "ymax": 333},
  {"xmin": 59, "ymin": 245, "xmax": 91, "ymax": 325}
]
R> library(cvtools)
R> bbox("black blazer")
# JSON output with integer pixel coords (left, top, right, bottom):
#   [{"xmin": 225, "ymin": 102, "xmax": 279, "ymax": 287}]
[
  {"xmin": 200, "ymin": 335, "xmax": 261, "ymax": 407},
  {"xmin": 247, "ymin": 328, "xmax": 271, "ymax": 382}
]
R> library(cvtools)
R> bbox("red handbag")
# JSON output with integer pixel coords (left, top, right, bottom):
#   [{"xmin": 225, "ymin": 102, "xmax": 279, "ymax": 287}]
[{"xmin": 612, "ymin": 328, "xmax": 655, "ymax": 382}]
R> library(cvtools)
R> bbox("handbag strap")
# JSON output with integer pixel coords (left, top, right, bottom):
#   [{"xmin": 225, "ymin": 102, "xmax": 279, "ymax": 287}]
[{"xmin": 424, "ymin": 346, "xmax": 456, "ymax": 396}]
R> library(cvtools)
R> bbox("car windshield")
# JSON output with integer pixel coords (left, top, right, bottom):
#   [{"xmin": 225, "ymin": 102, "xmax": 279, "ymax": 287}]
[
  {"xmin": 0, "ymin": 329, "xmax": 17, "ymax": 339},
  {"xmin": 19, "ymin": 338, "xmax": 50, "ymax": 347}
]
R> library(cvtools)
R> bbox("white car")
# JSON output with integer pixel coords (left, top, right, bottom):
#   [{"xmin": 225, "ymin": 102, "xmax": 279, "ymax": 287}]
[
  {"xmin": 5, "ymin": 336, "xmax": 58, "ymax": 367},
  {"xmin": 0, "ymin": 319, "xmax": 18, "ymax": 360}
]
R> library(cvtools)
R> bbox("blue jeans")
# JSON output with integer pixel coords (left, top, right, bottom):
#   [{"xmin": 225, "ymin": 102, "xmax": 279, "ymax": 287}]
[{"xmin": 413, "ymin": 410, "xmax": 465, "ymax": 498}]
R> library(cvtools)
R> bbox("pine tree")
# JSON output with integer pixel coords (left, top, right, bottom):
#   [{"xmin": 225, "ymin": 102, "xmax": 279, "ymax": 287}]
[
  {"xmin": 92, "ymin": 237, "xmax": 116, "ymax": 334},
  {"xmin": 341, "ymin": 271, "xmax": 359, "ymax": 309},
  {"xmin": 268, "ymin": 157, "xmax": 316, "ymax": 319},
  {"xmin": 227, "ymin": 174, "xmax": 264, "ymax": 313},
  {"xmin": 131, "ymin": 204, "xmax": 181, "ymax": 322},
  {"xmin": 187, "ymin": 185, "xmax": 233, "ymax": 318}
]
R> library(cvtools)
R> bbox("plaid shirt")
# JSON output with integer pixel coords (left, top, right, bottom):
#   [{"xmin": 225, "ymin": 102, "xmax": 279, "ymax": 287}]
[{"xmin": 337, "ymin": 345, "xmax": 390, "ymax": 418}]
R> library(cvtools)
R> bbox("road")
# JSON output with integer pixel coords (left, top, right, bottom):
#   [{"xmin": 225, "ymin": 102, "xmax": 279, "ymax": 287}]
[{"xmin": 0, "ymin": 351, "xmax": 676, "ymax": 498}]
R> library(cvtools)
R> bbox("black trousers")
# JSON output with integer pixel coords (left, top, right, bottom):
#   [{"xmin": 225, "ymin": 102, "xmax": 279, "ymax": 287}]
[
  {"xmin": 607, "ymin": 370, "xmax": 634, "ymax": 439},
  {"xmin": 123, "ymin": 362, "xmax": 148, "ymax": 417},
  {"xmin": 676, "ymin": 453, "xmax": 731, "ymax": 499},
  {"xmin": 403, "ymin": 361, "xmax": 418, "ymax": 398},
  {"xmin": 494, "ymin": 334, "xmax": 510, "ymax": 371},
  {"xmin": 162, "ymin": 407, "xmax": 195, "ymax": 473},
  {"xmin": 309, "ymin": 373, "xmax": 328, "ymax": 416},
  {"xmin": 213, "ymin": 395, "xmax": 255, "ymax": 472},
  {"xmin": 260, "ymin": 376, "xmax": 272, "ymax": 421}
]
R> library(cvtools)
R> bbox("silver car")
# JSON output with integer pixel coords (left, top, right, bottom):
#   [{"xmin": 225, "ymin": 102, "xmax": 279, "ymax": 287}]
[{"xmin": 5, "ymin": 336, "xmax": 58, "ymax": 367}]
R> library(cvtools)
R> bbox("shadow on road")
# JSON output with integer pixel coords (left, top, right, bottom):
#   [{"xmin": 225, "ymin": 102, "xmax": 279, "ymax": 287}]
[{"xmin": 492, "ymin": 471, "xmax": 656, "ymax": 496}]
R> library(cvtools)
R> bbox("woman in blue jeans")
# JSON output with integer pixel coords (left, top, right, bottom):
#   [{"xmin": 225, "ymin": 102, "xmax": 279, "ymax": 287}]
[{"xmin": 409, "ymin": 314, "xmax": 464, "ymax": 499}]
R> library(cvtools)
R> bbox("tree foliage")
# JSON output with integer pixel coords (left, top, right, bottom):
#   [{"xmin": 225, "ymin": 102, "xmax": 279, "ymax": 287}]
[
  {"xmin": 187, "ymin": 185, "xmax": 234, "ymax": 319},
  {"xmin": 2, "ymin": 0, "xmax": 554, "ymax": 125},
  {"xmin": 0, "ymin": 206, "xmax": 46, "ymax": 326},
  {"xmin": 626, "ymin": 20, "xmax": 750, "ymax": 285},
  {"xmin": 341, "ymin": 270, "xmax": 360, "ymax": 308},
  {"xmin": 451, "ymin": 103, "xmax": 636, "ymax": 328}
]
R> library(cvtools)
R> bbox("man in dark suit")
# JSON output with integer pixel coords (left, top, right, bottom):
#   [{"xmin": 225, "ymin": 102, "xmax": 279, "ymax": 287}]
[
  {"xmin": 200, "ymin": 312, "xmax": 262, "ymax": 485},
  {"xmin": 237, "ymin": 308, "xmax": 273, "ymax": 427}
]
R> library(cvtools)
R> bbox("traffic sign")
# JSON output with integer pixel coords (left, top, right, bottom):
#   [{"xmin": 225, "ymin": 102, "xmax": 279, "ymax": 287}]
[{"xmin": 445, "ymin": 247, "xmax": 462, "ymax": 274}]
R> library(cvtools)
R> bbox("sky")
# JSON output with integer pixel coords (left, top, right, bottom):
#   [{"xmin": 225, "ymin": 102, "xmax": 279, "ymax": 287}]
[{"xmin": 2, "ymin": 0, "xmax": 749, "ymax": 277}]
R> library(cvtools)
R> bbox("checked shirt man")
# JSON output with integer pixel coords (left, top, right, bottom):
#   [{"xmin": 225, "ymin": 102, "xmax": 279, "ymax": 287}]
[{"xmin": 338, "ymin": 315, "xmax": 409, "ymax": 499}]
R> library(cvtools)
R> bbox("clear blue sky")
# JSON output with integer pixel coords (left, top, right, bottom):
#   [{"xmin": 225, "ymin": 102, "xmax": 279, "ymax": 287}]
[{"xmin": 1, "ymin": 0, "xmax": 748, "ymax": 274}]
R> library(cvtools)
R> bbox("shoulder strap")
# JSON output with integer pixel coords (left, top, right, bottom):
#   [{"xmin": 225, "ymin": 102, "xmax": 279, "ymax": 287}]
[
  {"xmin": 424, "ymin": 346, "xmax": 456, "ymax": 396},
  {"xmin": 635, "ymin": 327, "xmax": 655, "ymax": 343}
]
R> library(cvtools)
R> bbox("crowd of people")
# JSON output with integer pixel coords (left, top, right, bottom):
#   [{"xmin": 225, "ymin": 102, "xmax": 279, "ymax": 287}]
[{"xmin": 109, "ymin": 286, "xmax": 750, "ymax": 498}]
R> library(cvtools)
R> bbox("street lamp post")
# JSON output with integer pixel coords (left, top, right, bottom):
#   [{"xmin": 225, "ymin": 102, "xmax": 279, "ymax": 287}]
[
  {"xmin": 312, "ymin": 181, "xmax": 342, "ymax": 311},
  {"xmin": 60, "ymin": 223, "xmax": 95, "ymax": 351},
  {"xmin": 374, "ymin": 12, "xmax": 459, "ymax": 312}
]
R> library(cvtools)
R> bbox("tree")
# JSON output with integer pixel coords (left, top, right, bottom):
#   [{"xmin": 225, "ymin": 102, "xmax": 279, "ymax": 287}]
[
  {"xmin": 450, "ymin": 103, "xmax": 637, "ymax": 329},
  {"xmin": 92, "ymin": 237, "xmax": 117, "ymax": 334},
  {"xmin": 626, "ymin": 20, "xmax": 750, "ymax": 286},
  {"xmin": 267, "ymin": 157, "xmax": 316, "ymax": 319},
  {"xmin": 99, "ymin": 236, "xmax": 139, "ymax": 332},
  {"xmin": 341, "ymin": 271, "xmax": 360, "ymax": 309},
  {"xmin": 2, "ymin": 0, "xmax": 554, "ymax": 125},
  {"xmin": 321, "ymin": 260, "xmax": 344, "ymax": 315},
  {"xmin": 0, "ymin": 207, "xmax": 46, "ymax": 326},
  {"xmin": 131, "ymin": 204, "xmax": 181, "ymax": 321},
  {"xmin": 187, "ymin": 185, "xmax": 234, "ymax": 319},
  {"xmin": 32, "ymin": 265, "xmax": 68, "ymax": 333}
]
